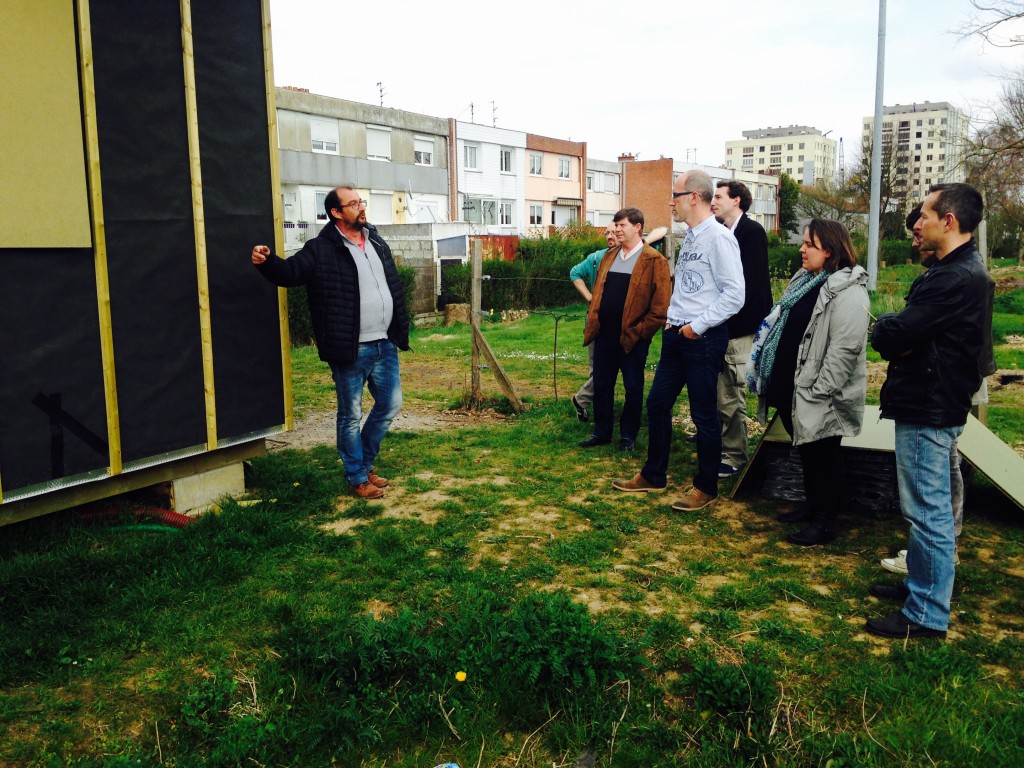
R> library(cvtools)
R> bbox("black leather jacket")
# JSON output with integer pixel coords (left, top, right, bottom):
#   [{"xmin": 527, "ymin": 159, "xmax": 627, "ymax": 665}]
[
  {"xmin": 871, "ymin": 240, "xmax": 994, "ymax": 427},
  {"xmin": 256, "ymin": 222, "xmax": 410, "ymax": 363}
]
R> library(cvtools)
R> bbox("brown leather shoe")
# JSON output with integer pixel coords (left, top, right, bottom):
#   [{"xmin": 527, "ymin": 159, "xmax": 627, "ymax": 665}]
[
  {"xmin": 612, "ymin": 473, "xmax": 666, "ymax": 492},
  {"xmin": 351, "ymin": 481, "xmax": 384, "ymax": 499},
  {"xmin": 670, "ymin": 486, "xmax": 716, "ymax": 511},
  {"xmin": 367, "ymin": 471, "xmax": 389, "ymax": 488}
]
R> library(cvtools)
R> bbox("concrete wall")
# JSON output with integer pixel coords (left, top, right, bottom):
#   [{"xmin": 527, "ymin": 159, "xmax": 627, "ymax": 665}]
[{"xmin": 375, "ymin": 223, "xmax": 473, "ymax": 315}]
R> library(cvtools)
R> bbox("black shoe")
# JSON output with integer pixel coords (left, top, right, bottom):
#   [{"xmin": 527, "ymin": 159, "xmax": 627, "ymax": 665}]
[
  {"xmin": 865, "ymin": 612, "xmax": 946, "ymax": 640},
  {"xmin": 718, "ymin": 462, "xmax": 740, "ymax": 478},
  {"xmin": 869, "ymin": 583, "xmax": 910, "ymax": 601},
  {"xmin": 572, "ymin": 396, "xmax": 589, "ymax": 423},
  {"xmin": 618, "ymin": 437, "xmax": 635, "ymax": 451},
  {"xmin": 786, "ymin": 522, "xmax": 836, "ymax": 546},
  {"xmin": 684, "ymin": 432, "xmax": 698, "ymax": 443},
  {"xmin": 579, "ymin": 435, "xmax": 611, "ymax": 448},
  {"xmin": 776, "ymin": 505, "xmax": 812, "ymax": 524}
]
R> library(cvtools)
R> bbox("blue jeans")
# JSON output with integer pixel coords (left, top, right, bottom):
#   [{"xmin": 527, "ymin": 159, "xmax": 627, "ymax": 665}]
[
  {"xmin": 329, "ymin": 340, "xmax": 402, "ymax": 486},
  {"xmin": 591, "ymin": 332, "xmax": 651, "ymax": 442},
  {"xmin": 895, "ymin": 422, "xmax": 963, "ymax": 631},
  {"xmin": 642, "ymin": 325, "xmax": 727, "ymax": 494}
]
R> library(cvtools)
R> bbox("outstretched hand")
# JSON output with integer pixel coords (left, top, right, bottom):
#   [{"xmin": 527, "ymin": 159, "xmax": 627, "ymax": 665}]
[{"xmin": 251, "ymin": 245, "xmax": 270, "ymax": 265}]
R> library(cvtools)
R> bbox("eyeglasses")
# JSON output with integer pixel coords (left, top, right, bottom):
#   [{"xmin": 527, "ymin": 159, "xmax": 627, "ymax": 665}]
[
  {"xmin": 672, "ymin": 190, "xmax": 698, "ymax": 199},
  {"xmin": 340, "ymin": 199, "xmax": 367, "ymax": 209}
]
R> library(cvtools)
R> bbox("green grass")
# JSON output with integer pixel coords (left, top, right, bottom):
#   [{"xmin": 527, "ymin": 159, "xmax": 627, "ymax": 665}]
[{"xmin": 2, "ymin": 267, "xmax": 1024, "ymax": 767}]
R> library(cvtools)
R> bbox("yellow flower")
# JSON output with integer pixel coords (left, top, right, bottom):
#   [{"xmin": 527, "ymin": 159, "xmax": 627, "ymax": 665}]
[{"xmin": 455, "ymin": 670, "xmax": 467, "ymax": 682}]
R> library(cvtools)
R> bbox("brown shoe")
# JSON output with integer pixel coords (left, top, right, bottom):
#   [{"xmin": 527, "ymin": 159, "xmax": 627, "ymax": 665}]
[
  {"xmin": 367, "ymin": 471, "xmax": 389, "ymax": 488},
  {"xmin": 670, "ymin": 486, "xmax": 716, "ymax": 511},
  {"xmin": 351, "ymin": 481, "xmax": 384, "ymax": 499},
  {"xmin": 612, "ymin": 473, "xmax": 666, "ymax": 493}
]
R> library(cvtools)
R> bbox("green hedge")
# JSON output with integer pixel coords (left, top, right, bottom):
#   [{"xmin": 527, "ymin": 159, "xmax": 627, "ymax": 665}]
[
  {"xmin": 441, "ymin": 238, "xmax": 606, "ymax": 311},
  {"xmin": 768, "ymin": 246, "xmax": 801, "ymax": 281},
  {"xmin": 286, "ymin": 265, "xmax": 417, "ymax": 348}
]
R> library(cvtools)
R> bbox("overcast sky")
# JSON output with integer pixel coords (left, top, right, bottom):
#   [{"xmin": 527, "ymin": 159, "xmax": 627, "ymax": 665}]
[{"xmin": 267, "ymin": 0, "xmax": 1023, "ymax": 169}]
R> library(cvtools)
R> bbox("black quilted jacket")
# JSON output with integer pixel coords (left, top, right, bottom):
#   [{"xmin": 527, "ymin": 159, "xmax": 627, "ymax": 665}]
[{"xmin": 256, "ymin": 222, "xmax": 410, "ymax": 363}]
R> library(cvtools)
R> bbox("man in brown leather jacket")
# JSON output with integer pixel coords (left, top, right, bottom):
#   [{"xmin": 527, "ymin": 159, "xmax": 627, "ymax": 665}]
[{"xmin": 578, "ymin": 208, "xmax": 670, "ymax": 451}]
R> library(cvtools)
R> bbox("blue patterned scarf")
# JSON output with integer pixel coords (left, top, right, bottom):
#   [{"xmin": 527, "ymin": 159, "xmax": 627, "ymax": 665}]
[{"xmin": 745, "ymin": 270, "xmax": 829, "ymax": 394}]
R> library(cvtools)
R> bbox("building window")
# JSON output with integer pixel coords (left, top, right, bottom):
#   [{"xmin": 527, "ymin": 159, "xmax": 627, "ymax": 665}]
[
  {"xmin": 799, "ymin": 142, "xmax": 805, "ymax": 149},
  {"xmin": 366, "ymin": 126, "xmax": 391, "ymax": 161},
  {"xmin": 743, "ymin": 146, "xmax": 753, "ymax": 156},
  {"xmin": 586, "ymin": 172, "xmax": 594, "ymax": 190},
  {"xmin": 311, "ymin": 119, "xmax": 338, "ymax": 153},
  {"xmin": 558, "ymin": 157, "xmax": 570, "ymax": 178},
  {"xmin": 787, "ymin": 143, "xmax": 794, "ymax": 150},
  {"xmin": 605, "ymin": 173, "xmax": 619, "ymax": 193},
  {"xmin": 798, "ymin": 155, "xmax": 804, "ymax": 161},
  {"xmin": 314, "ymin": 190, "xmax": 329, "ymax": 221},
  {"xmin": 500, "ymin": 201, "xmax": 513, "ymax": 225},
  {"xmin": 464, "ymin": 144, "xmax": 478, "ymax": 170},
  {"xmin": 481, "ymin": 199, "xmax": 496, "ymax": 225},
  {"xmin": 529, "ymin": 153, "xmax": 542, "ymax": 175},
  {"xmin": 414, "ymin": 137, "xmax": 433, "ymax": 166},
  {"xmin": 726, "ymin": 148, "xmax": 733, "ymax": 155},
  {"xmin": 530, "ymin": 203, "xmax": 543, "ymax": 225},
  {"xmin": 500, "ymin": 146, "xmax": 513, "ymax": 173}
]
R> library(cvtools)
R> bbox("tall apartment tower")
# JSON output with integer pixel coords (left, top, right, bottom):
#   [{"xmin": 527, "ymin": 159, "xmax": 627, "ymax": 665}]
[
  {"xmin": 724, "ymin": 126, "xmax": 837, "ymax": 185},
  {"xmin": 861, "ymin": 101, "xmax": 968, "ymax": 202}
]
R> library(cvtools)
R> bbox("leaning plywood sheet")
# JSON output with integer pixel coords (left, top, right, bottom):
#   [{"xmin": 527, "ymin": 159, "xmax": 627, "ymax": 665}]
[
  {"xmin": 735, "ymin": 405, "xmax": 1024, "ymax": 514},
  {"xmin": 958, "ymin": 412, "xmax": 1024, "ymax": 513}
]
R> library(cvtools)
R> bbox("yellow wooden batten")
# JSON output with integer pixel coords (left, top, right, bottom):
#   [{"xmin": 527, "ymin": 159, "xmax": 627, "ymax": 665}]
[
  {"xmin": 263, "ymin": 0, "xmax": 294, "ymax": 431},
  {"xmin": 78, "ymin": 0, "xmax": 123, "ymax": 478},
  {"xmin": 180, "ymin": 0, "xmax": 219, "ymax": 449}
]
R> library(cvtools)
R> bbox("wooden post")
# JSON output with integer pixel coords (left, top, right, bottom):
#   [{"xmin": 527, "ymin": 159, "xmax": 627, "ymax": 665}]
[{"xmin": 470, "ymin": 239, "xmax": 483, "ymax": 402}]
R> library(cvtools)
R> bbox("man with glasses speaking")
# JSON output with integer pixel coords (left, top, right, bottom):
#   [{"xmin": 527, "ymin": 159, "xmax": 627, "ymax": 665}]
[
  {"xmin": 614, "ymin": 170, "xmax": 743, "ymax": 511},
  {"xmin": 251, "ymin": 185, "xmax": 409, "ymax": 500}
]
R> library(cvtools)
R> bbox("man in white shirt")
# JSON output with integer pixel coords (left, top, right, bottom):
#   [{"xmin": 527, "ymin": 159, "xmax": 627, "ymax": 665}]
[{"xmin": 614, "ymin": 170, "xmax": 744, "ymax": 510}]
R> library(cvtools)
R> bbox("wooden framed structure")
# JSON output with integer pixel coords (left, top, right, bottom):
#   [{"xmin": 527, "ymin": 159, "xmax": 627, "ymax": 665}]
[{"xmin": 1, "ymin": 0, "xmax": 290, "ymax": 525}]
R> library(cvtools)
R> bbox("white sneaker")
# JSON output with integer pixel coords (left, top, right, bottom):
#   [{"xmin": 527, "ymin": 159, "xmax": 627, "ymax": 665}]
[
  {"xmin": 880, "ymin": 548, "xmax": 959, "ymax": 575},
  {"xmin": 880, "ymin": 549, "xmax": 908, "ymax": 575}
]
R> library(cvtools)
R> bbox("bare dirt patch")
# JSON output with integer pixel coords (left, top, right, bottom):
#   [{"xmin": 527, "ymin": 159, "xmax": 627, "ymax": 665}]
[{"xmin": 269, "ymin": 405, "xmax": 507, "ymax": 452}]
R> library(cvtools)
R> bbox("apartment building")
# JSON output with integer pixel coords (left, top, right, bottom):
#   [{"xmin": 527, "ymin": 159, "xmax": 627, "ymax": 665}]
[
  {"xmin": 451, "ymin": 121, "xmax": 528, "ymax": 234},
  {"xmin": 275, "ymin": 87, "xmax": 450, "ymax": 250},
  {"xmin": 585, "ymin": 158, "xmax": 622, "ymax": 227},
  {"xmin": 522, "ymin": 135, "xmax": 587, "ymax": 235},
  {"xmin": 724, "ymin": 126, "xmax": 836, "ymax": 185},
  {"xmin": 861, "ymin": 101, "xmax": 968, "ymax": 201}
]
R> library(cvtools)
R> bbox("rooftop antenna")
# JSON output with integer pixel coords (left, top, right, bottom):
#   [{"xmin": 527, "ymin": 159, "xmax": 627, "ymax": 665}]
[
  {"xmin": 838, "ymin": 137, "xmax": 846, "ymax": 184},
  {"xmin": 490, "ymin": 101, "xmax": 497, "ymax": 127},
  {"xmin": 376, "ymin": 81, "xmax": 385, "ymax": 107}
]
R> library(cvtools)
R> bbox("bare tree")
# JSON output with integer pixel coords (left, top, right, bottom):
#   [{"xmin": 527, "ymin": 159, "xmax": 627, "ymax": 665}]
[
  {"xmin": 965, "ymin": 71, "xmax": 1024, "ymax": 259},
  {"xmin": 847, "ymin": 140, "xmax": 911, "ymax": 239},
  {"xmin": 798, "ymin": 180, "xmax": 867, "ymax": 234},
  {"xmin": 959, "ymin": 1, "xmax": 1024, "ymax": 46}
]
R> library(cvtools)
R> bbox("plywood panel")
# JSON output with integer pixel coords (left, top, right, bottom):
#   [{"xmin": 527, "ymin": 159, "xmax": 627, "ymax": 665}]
[{"xmin": 0, "ymin": 0, "xmax": 91, "ymax": 247}]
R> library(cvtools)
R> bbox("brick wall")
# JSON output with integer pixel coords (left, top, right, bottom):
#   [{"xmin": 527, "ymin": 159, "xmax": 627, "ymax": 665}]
[{"xmin": 622, "ymin": 158, "xmax": 674, "ymax": 230}]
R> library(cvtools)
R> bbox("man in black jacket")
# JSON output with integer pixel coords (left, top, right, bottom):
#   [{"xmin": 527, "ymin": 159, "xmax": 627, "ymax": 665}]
[
  {"xmin": 866, "ymin": 182, "xmax": 994, "ymax": 640},
  {"xmin": 710, "ymin": 181, "xmax": 773, "ymax": 477},
  {"xmin": 252, "ymin": 186, "xmax": 410, "ymax": 500}
]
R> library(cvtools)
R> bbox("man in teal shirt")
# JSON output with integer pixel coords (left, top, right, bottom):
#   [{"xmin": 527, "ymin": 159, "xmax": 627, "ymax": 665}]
[{"xmin": 568, "ymin": 225, "xmax": 617, "ymax": 421}]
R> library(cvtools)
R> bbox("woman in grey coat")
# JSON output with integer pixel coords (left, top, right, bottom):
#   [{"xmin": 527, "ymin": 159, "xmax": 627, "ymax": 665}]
[{"xmin": 747, "ymin": 219, "xmax": 870, "ymax": 545}]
